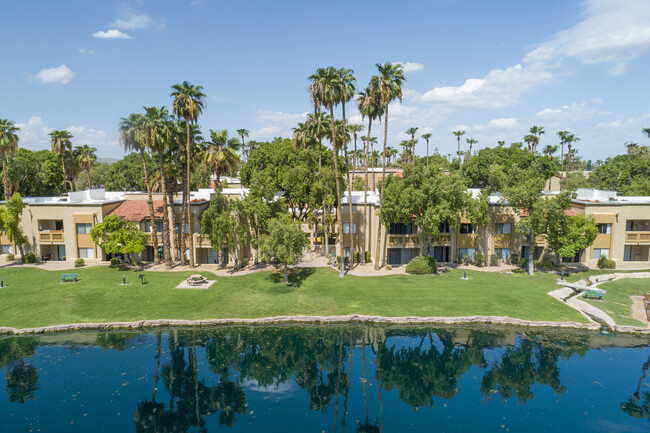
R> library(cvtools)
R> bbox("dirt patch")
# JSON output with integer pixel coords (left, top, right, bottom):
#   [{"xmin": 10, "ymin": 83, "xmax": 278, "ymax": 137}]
[{"xmin": 630, "ymin": 296, "xmax": 649, "ymax": 325}]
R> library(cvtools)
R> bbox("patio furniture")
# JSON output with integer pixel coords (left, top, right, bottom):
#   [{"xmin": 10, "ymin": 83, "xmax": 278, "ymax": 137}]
[
  {"xmin": 582, "ymin": 289, "xmax": 605, "ymax": 300},
  {"xmin": 61, "ymin": 273, "xmax": 79, "ymax": 283},
  {"xmin": 187, "ymin": 274, "xmax": 207, "ymax": 286}
]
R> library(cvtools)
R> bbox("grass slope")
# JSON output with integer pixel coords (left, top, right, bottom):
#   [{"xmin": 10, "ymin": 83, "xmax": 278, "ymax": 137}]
[
  {"xmin": 585, "ymin": 278, "xmax": 649, "ymax": 327},
  {"xmin": 0, "ymin": 266, "xmax": 588, "ymax": 328}
]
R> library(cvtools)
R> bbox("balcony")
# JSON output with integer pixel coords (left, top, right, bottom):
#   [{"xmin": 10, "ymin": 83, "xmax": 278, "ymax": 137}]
[
  {"xmin": 431, "ymin": 233, "xmax": 452, "ymax": 243},
  {"xmin": 144, "ymin": 233, "xmax": 163, "ymax": 244},
  {"xmin": 626, "ymin": 232, "xmax": 650, "ymax": 244},
  {"xmin": 39, "ymin": 231, "xmax": 64, "ymax": 243},
  {"xmin": 387, "ymin": 234, "xmax": 420, "ymax": 246},
  {"xmin": 194, "ymin": 233, "xmax": 212, "ymax": 247}
]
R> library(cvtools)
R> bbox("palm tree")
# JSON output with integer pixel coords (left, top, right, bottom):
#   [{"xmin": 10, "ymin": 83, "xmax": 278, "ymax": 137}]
[
  {"xmin": 357, "ymin": 85, "xmax": 384, "ymax": 266},
  {"xmin": 398, "ymin": 140, "xmax": 411, "ymax": 164},
  {"xmin": 466, "ymin": 138, "xmax": 477, "ymax": 162},
  {"xmin": 306, "ymin": 112, "xmax": 331, "ymax": 169},
  {"xmin": 348, "ymin": 124, "xmax": 364, "ymax": 169},
  {"xmin": 371, "ymin": 62, "xmax": 405, "ymax": 270},
  {"xmin": 557, "ymin": 130, "xmax": 569, "ymax": 177},
  {"xmin": 75, "ymin": 144, "xmax": 97, "ymax": 189},
  {"xmin": 565, "ymin": 133, "xmax": 580, "ymax": 184},
  {"xmin": 292, "ymin": 122, "xmax": 311, "ymax": 150},
  {"xmin": 141, "ymin": 106, "xmax": 173, "ymax": 268},
  {"xmin": 406, "ymin": 127, "xmax": 419, "ymax": 164},
  {"xmin": 543, "ymin": 144, "xmax": 558, "ymax": 160},
  {"xmin": 49, "ymin": 130, "xmax": 73, "ymax": 192},
  {"xmin": 204, "ymin": 129, "xmax": 240, "ymax": 185},
  {"xmin": 171, "ymin": 81, "xmax": 206, "ymax": 269},
  {"xmin": 0, "ymin": 119, "xmax": 20, "ymax": 200},
  {"xmin": 237, "ymin": 129, "xmax": 250, "ymax": 162},
  {"xmin": 421, "ymin": 132, "xmax": 432, "ymax": 167},
  {"xmin": 120, "ymin": 113, "xmax": 160, "ymax": 265},
  {"xmin": 453, "ymin": 130, "xmax": 465, "ymax": 171},
  {"xmin": 529, "ymin": 125, "xmax": 545, "ymax": 154},
  {"xmin": 523, "ymin": 134, "xmax": 535, "ymax": 153},
  {"xmin": 339, "ymin": 68, "xmax": 357, "ymax": 271}
]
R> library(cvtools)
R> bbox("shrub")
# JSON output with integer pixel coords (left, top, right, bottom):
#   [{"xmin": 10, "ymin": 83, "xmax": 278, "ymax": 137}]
[
  {"xmin": 534, "ymin": 259, "xmax": 556, "ymax": 269},
  {"xmin": 474, "ymin": 253, "xmax": 485, "ymax": 267},
  {"xmin": 241, "ymin": 257, "xmax": 250, "ymax": 268},
  {"xmin": 365, "ymin": 251, "xmax": 371, "ymax": 263},
  {"xmin": 336, "ymin": 256, "xmax": 350, "ymax": 266},
  {"xmin": 6, "ymin": 253, "xmax": 14, "ymax": 261},
  {"xmin": 520, "ymin": 257, "xmax": 528, "ymax": 269},
  {"xmin": 354, "ymin": 251, "xmax": 360, "ymax": 264},
  {"xmin": 510, "ymin": 254, "xmax": 520, "ymax": 266},
  {"xmin": 385, "ymin": 264, "xmax": 392, "ymax": 270},
  {"xmin": 490, "ymin": 254, "xmax": 499, "ymax": 266},
  {"xmin": 24, "ymin": 253, "xmax": 36, "ymax": 264},
  {"xmin": 405, "ymin": 255, "xmax": 438, "ymax": 275},
  {"xmin": 462, "ymin": 255, "xmax": 471, "ymax": 266},
  {"xmin": 598, "ymin": 255, "xmax": 616, "ymax": 269},
  {"xmin": 110, "ymin": 257, "xmax": 120, "ymax": 266},
  {"xmin": 75, "ymin": 258, "xmax": 85, "ymax": 268}
]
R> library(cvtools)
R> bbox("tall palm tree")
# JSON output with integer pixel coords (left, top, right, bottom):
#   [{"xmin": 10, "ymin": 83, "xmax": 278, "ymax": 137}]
[
  {"xmin": 565, "ymin": 133, "xmax": 580, "ymax": 185},
  {"xmin": 141, "ymin": 106, "xmax": 173, "ymax": 268},
  {"xmin": 204, "ymin": 129, "xmax": 241, "ymax": 185},
  {"xmin": 291, "ymin": 122, "xmax": 311, "ymax": 150},
  {"xmin": 466, "ymin": 138, "xmax": 477, "ymax": 162},
  {"xmin": 237, "ymin": 129, "xmax": 250, "ymax": 162},
  {"xmin": 0, "ymin": 119, "xmax": 20, "ymax": 200},
  {"xmin": 171, "ymin": 81, "xmax": 206, "ymax": 268},
  {"xmin": 529, "ymin": 125, "xmax": 545, "ymax": 154},
  {"xmin": 49, "ymin": 130, "xmax": 73, "ymax": 192},
  {"xmin": 339, "ymin": 68, "xmax": 357, "ymax": 271},
  {"xmin": 421, "ymin": 132, "xmax": 432, "ymax": 167},
  {"xmin": 406, "ymin": 127, "xmax": 419, "ymax": 164},
  {"xmin": 398, "ymin": 140, "xmax": 411, "ymax": 164},
  {"xmin": 348, "ymin": 124, "xmax": 364, "ymax": 169},
  {"xmin": 557, "ymin": 130, "xmax": 569, "ymax": 177},
  {"xmin": 120, "ymin": 113, "xmax": 160, "ymax": 265},
  {"xmin": 357, "ymin": 85, "xmax": 384, "ymax": 266},
  {"xmin": 453, "ymin": 130, "xmax": 465, "ymax": 171},
  {"xmin": 371, "ymin": 62, "xmax": 405, "ymax": 270},
  {"xmin": 543, "ymin": 144, "xmax": 558, "ymax": 160},
  {"xmin": 523, "ymin": 134, "xmax": 535, "ymax": 153},
  {"xmin": 306, "ymin": 112, "xmax": 330, "ymax": 169},
  {"xmin": 75, "ymin": 144, "xmax": 97, "ymax": 189}
]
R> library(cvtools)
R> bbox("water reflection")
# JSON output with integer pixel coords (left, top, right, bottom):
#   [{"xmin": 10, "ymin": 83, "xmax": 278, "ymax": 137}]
[{"xmin": 0, "ymin": 326, "xmax": 648, "ymax": 432}]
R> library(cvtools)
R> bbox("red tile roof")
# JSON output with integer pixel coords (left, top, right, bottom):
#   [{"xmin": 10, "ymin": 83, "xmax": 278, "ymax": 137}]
[
  {"xmin": 109, "ymin": 200, "xmax": 164, "ymax": 222},
  {"xmin": 564, "ymin": 209, "xmax": 578, "ymax": 216}
]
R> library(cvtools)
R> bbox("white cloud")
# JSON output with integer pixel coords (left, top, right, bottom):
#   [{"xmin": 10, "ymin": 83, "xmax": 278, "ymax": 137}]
[
  {"xmin": 396, "ymin": 62, "xmax": 424, "ymax": 73},
  {"xmin": 15, "ymin": 117, "xmax": 52, "ymax": 149},
  {"xmin": 255, "ymin": 110, "xmax": 307, "ymax": 126},
  {"xmin": 524, "ymin": 0, "xmax": 650, "ymax": 73},
  {"xmin": 536, "ymin": 101, "xmax": 601, "ymax": 123},
  {"xmin": 409, "ymin": 63, "xmax": 553, "ymax": 109},
  {"xmin": 487, "ymin": 117, "xmax": 520, "ymax": 129},
  {"xmin": 77, "ymin": 48, "xmax": 95, "ymax": 54},
  {"xmin": 34, "ymin": 65, "xmax": 74, "ymax": 84},
  {"xmin": 14, "ymin": 117, "xmax": 117, "ymax": 152},
  {"xmin": 111, "ymin": 9, "xmax": 153, "ymax": 30},
  {"xmin": 93, "ymin": 29, "xmax": 131, "ymax": 39}
]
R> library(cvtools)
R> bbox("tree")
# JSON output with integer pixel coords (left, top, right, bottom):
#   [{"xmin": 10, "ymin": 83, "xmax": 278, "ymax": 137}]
[
  {"xmin": 453, "ymin": 130, "xmax": 465, "ymax": 171},
  {"xmin": 546, "ymin": 212, "xmax": 598, "ymax": 264},
  {"xmin": 2, "ymin": 193, "xmax": 26, "ymax": 261},
  {"xmin": 406, "ymin": 127, "xmax": 419, "ymax": 164},
  {"xmin": 421, "ymin": 133, "xmax": 432, "ymax": 167},
  {"xmin": 259, "ymin": 214, "xmax": 309, "ymax": 283},
  {"xmin": 543, "ymin": 144, "xmax": 558, "ymax": 160},
  {"xmin": 237, "ymin": 128, "xmax": 250, "ymax": 162},
  {"xmin": 200, "ymin": 188, "xmax": 232, "ymax": 266},
  {"xmin": 529, "ymin": 125, "xmax": 545, "ymax": 154},
  {"xmin": 588, "ymin": 145, "xmax": 650, "ymax": 196},
  {"xmin": 465, "ymin": 138, "xmax": 477, "ymax": 162},
  {"xmin": 90, "ymin": 214, "xmax": 146, "ymax": 262},
  {"xmin": 0, "ymin": 119, "xmax": 20, "ymax": 200},
  {"xmin": 371, "ymin": 62, "xmax": 405, "ymax": 270},
  {"xmin": 172, "ymin": 81, "xmax": 206, "ymax": 269},
  {"xmin": 204, "ymin": 129, "xmax": 240, "ymax": 186},
  {"xmin": 48, "ymin": 129, "xmax": 73, "ymax": 192},
  {"xmin": 74, "ymin": 144, "xmax": 97, "ymax": 189}
]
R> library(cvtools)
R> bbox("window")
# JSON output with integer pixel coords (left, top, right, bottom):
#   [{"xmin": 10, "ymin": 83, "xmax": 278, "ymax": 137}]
[
  {"xmin": 78, "ymin": 248, "xmax": 94, "ymax": 259},
  {"xmin": 494, "ymin": 248, "xmax": 510, "ymax": 259},
  {"xmin": 597, "ymin": 223, "xmax": 611, "ymax": 234},
  {"xmin": 459, "ymin": 248, "xmax": 476, "ymax": 260},
  {"xmin": 1, "ymin": 245, "xmax": 12, "ymax": 254},
  {"xmin": 342, "ymin": 222, "xmax": 357, "ymax": 234},
  {"xmin": 389, "ymin": 223, "xmax": 413, "ymax": 235},
  {"xmin": 459, "ymin": 224, "xmax": 475, "ymax": 234},
  {"xmin": 592, "ymin": 248, "xmax": 609, "ymax": 259},
  {"xmin": 175, "ymin": 224, "xmax": 189, "ymax": 234},
  {"xmin": 76, "ymin": 223, "xmax": 92, "ymax": 234},
  {"xmin": 494, "ymin": 223, "xmax": 511, "ymax": 234},
  {"xmin": 176, "ymin": 248, "xmax": 190, "ymax": 259},
  {"xmin": 626, "ymin": 220, "xmax": 650, "ymax": 231},
  {"xmin": 438, "ymin": 222, "xmax": 450, "ymax": 233},
  {"xmin": 343, "ymin": 247, "xmax": 351, "ymax": 258},
  {"xmin": 145, "ymin": 221, "xmax": 164, "ymax": 233}
]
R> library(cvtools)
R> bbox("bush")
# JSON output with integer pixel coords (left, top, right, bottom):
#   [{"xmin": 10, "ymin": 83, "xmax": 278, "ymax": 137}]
[
  {"xmin": 24, "ymin": 253, "xmax": 36, "ymax": 264},
  {"xmin": 598, "ymin": 255, "xmax": 616, "ymax": 269},
  {"xmin": 520, "ymin": 257, "xmax": 528, "ymax": 269},
  {"xmin": 510, "ymin": 254, "xmax": 520, "ymax": 266},
  {"xmin": 474, "ymin": 253, "xmax": 485, "ymax": 267},
  {"xmin": 405, "ymin": 255, "xmax": 438, "ymax": 275},
  {"xmin": 490, "ymin": 254, "xmax": 499, "ymax": 266},
  {"xmin": 75, "ymin": 258, "xmax": 85, "ymax": 268},
  {"xmin": 365, "ymin": 251, "xmax": 371, "ymax": 263},
  {"xmin": 336, "ymin": 256, "xmax": 350, "ymax": 266},
  {"xmin": 462, "ymin": 255, "xmax": 471, "ymax": 266},
  {"xmin": 385, "ymin": 264, "xmax": 392, "ymax": 270},
  {"xmin": 354, "ymin": 251, "xmax": 360, "ymax": 264},
  {"xmin": 6, "ymin": 253, "xmax": 14, "ymax": 261},
  {"xmin": 534, "ymin": 259, "xmax": 556, "ymax": 269},
  {"xmin": 110, "ymin": 257, "xmax": 120, "ymax": 266},
  {"xmin": 240, "ymin": 257, "xmax": 250, "ymax": 268}
]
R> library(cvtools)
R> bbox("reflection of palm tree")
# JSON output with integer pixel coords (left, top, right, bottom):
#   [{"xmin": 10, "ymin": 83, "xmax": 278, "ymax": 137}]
[{"xmin": 621, "ymin": 355, "xmax": 650, "ymax": 419}]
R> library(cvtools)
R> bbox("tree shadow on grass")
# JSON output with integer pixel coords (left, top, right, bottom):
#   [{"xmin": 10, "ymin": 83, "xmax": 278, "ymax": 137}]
[{"xmin": 266, "ymin": 267, "xmax": 315, "ymax": 288}]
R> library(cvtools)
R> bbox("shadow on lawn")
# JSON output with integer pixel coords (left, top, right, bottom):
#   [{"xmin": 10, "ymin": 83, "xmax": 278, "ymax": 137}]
[{"xmin": 266, "ymin": 267, "xmax": 315, "ymax": 288}]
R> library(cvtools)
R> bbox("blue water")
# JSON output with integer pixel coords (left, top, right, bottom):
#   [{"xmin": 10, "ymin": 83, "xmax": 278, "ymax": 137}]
[{"xmin": 1, "ymin": 326, "xmax": 649, "ymax": 432}]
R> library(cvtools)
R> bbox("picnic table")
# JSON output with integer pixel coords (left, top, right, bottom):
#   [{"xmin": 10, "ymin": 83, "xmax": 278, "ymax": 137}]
[
  {"xmin": 187, "ymin": 274, "xmax": 207, "ymax": 286},
  {"xmin": 61, "ymin": 273, "xmax": 79, "ymax": 283}
]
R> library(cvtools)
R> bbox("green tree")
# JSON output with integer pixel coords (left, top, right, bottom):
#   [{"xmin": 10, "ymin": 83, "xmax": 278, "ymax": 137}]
[
  {"xmin": 237, "ymin": 128, "xmax": 250, "ymax": 162},
  {"xmin": 204, "ymin": 129, "xmax": 240, "ymax": 186},
  {"xmin": 48, "ymin": 129, "xmax": 73, "ymax": 192},
  {"xmin": 259, "ymin": 214, "xmax": 309, "ymax": 282},
  {"xmin": 2, "ymin": 193, "xmax": 26, "ymax": 261},
  {"xmin": 0, "ymin": 119, "xmax": 20, "ymax": 200},
  {"xmin": 200, "ymin": 188, "xmax": 232, "ymax": 266},
  {"xmin": 74, "ymin": 144, "xmax": 97, "ymax": 189},
  {"xmin": 8, "ymin": 149, "xmax": 63, "ymax": 197},
  {"xmin": 90, "ymin": 214, "xmax": 146, "ymax": 262}
]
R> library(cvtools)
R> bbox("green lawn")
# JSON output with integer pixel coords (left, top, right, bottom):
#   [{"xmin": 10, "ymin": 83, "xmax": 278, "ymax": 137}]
[
  {"xmin": 0, "ymin": 265, "xmax": 590, "ymax": 328},
  {"xmin": 585, "ymin": 278, "xmax": 650, "ymax": 327}
]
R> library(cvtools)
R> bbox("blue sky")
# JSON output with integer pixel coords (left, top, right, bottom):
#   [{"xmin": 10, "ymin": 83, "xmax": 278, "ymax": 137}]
[{"xmin": 2, "ymin": 0, "xmax": 650, "ymax": 161}]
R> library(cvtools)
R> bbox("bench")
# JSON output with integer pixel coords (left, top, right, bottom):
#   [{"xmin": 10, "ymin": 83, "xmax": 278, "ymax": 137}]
[
  {"xmin": 187, "ymin": 274, "xmax": 207, "ymax": 286},
  {"xmin": 61, "ymin": 273, "xmax": 79, "ymax": 283},
  {"xmin": 583, "ymin": 289, "xmax": 604, "ymax": 300}
]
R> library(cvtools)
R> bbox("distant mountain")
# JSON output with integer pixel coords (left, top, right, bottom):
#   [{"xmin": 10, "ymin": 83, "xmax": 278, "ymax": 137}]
[{"xmin": 97, "ymin": 157, "xmax": 119, "ymax": 165}]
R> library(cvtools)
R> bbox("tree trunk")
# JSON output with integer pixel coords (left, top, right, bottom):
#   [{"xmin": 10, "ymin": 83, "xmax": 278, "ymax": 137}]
[
  {"xmin": 343, "ymin": 101, "xmax": 355, "ymax": 270},
  {"xmin": 141, "ymin": 149, "xmax": 160, "ymax": 265},
  {"xmin": 180, "ymin": 168, "xmax": 188, "ymax": 266},
  {"xmin": 457, "ymin": 136, "xmax": 462, "ymax": 172},
  {"xmin": 528, "ymin": 232, "xmax": 535, "ymax": 276},
  {"xmin": 426, "ymin": 139, "xmax": 429, "ymax": 168},
  {"xmin": 168, "ymin": 190, "xmax": 177, "ymax": 264},
  {"xmin": 2, "ymin": 152, "xmax": 9, "ymax": 201},
  {"xmin": 158, "ymin": 152, "xmax": 172, "ymax": 268},
  {"xmin": 284, "ymin": 262, "xmax": 289, "ymax": 283},
  {"xmin": 374, "ymin": 106, "xmax": 389, "ymax": 270},
  {"xmin": 186, "ymin": 119, "xmax": 195, "ymax": 268},
  {"xmin": 86, "ymin": 168, "xmax": 92, "ymax": 190},
  {"xmin": 17, "ymin": 241, "xmax": 25, "ymax": 264},
  {"xmin": 330, "ymin": 106, "xmax": 345, "ymax": 278},
  {"xmin": 361, "ymin": 118, "xmax": 372, "ymax": 266},
  {"xmin": 61, "ymin": 156, "xmax": 67, "ymax": 192},
  {"xmin": 560, "ymin": 143, "xmax": 565, "ymax": 182}
]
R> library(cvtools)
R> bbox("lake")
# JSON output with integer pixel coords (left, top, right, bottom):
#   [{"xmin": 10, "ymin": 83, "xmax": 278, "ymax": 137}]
[{"xmin": 1, "ymin": 325, "xmax": 649, "ymax": 432}]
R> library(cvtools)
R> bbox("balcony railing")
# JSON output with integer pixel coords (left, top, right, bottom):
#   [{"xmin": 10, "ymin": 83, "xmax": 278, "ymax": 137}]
[
  {"xmin": 144, "ymin": 233, "xmax": 162, "ymax": 244},
  {"xmin": 39, "ymin": 231, "xmax": 64, "ymax": 242},
  {"xmin": 430, "ymin": 233, "xmax": 452, "ymax": 243},
  {"xmin": 626, "ymin": 232, "xmax": 650, "ymax": 243},
  {"xmin": 387, "ymin": 234, "xmax": 420, "ymax": 246}
]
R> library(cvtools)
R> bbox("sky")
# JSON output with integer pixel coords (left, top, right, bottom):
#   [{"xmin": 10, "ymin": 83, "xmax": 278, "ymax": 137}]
[{"xmin": 2, "ymin": 0, "xmax": 650, "ymax": 162}]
